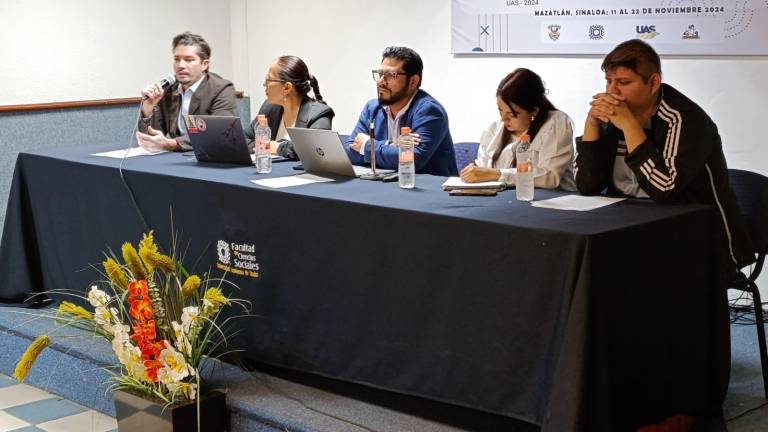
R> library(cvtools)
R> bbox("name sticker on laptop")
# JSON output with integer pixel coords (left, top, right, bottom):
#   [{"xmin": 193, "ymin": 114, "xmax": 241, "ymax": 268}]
[{"xmin": 184, "ymin": 115, "xmax": 207, "ymax": 134}]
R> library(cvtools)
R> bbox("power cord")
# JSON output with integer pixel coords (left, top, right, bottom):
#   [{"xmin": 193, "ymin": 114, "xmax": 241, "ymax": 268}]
[
  {"xmin": 251, "ymin": 371, "xmax": 381, "ymax": 432},
  {"xmin": 725, "ymin": 399, "xmax": 768, "ymax": 421},
  {"xmin": 117, "ymin": 102, "xmax": 152, "ymax": 235}
]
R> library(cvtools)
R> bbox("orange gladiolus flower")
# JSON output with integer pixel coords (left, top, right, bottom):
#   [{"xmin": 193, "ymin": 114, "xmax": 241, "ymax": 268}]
[
  {"xmin": 144, "ymin": 359, "xmax": 162, "ymax": 382},
  {"xmin": 137, "ymin": 341, "xmax": 164, "ymax": 362},
  {"xmin": 128, "ymin": 280, "xmax": 149, "ymax": 298},
  {"xmin": 131, "ymin": 320, "xmax": 157, "ymax": 342},
  {"xmin": 129, "ymin": 299, "xmax": 154, "ymax": 321}
]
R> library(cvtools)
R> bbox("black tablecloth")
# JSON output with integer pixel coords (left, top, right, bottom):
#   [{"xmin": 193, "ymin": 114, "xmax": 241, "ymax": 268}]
[{"xmin": 0, "ymin": 145, "xmax": 730, "ymax": 430}]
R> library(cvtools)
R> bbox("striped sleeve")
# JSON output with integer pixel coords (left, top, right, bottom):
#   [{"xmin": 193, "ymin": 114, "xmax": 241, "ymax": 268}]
[{"xmin": 625, "ymin": 100, "xmax": 713, "ymax": 203}]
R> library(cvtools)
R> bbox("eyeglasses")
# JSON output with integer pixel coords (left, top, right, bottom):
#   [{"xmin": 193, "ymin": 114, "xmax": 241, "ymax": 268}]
[
  {"xmin": 372, "ymin": 70, "xmax": 407, "ymax": 82},
  {"xmin": 263, "ymin": 77, "xmax": 285, "ymax": 86}
]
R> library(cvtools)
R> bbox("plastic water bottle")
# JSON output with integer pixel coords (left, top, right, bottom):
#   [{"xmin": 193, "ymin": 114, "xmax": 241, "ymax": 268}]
[
  {"xmin": 398, "ymin": 127, "xmax": 415, "ymax": 189},
  {"xmin": 254, "ymin": 114, "xmax": 272, "ymax": 174},
  {"xmin": 515, "ymin": 133, "xmax": 534, "ymax": 201}
]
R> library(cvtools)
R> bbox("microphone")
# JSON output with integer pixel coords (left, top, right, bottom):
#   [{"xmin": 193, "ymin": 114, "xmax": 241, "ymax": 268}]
[
  {"xmin": 359, "ymin": 103, "xmax": 386, "ymax": 181},
  {"xmin": 141, "ymin": 74, "xmax": 176, "ymax": 100}
]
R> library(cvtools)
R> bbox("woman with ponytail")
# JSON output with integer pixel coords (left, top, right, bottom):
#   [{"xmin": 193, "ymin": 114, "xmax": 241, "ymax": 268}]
[
  {"xmin": 460, "ymin": 68, "xmax": 575, "ymax": 190},
  {"xmin": 245, "ymin": 55, "xmax": 335, "ymax": 160}
]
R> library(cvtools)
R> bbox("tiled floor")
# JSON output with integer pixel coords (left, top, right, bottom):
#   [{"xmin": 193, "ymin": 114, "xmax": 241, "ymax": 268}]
[{"xmin": 0, "ymin": 374, "xmax": 116, "ymax": 432}]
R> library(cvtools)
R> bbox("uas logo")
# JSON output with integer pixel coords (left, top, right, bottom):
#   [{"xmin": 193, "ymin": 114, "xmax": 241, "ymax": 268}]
[
  {"xmin": 636, "ymin": 25, "xmax": 660, "ymax": 40},
  {"xmin": 588, "ymin": 25, "xmax": 605, "ymax": 40}
]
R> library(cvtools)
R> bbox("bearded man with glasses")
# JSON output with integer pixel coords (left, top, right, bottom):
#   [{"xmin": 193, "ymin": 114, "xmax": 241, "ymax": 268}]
[{"xmin": 344, "ymin": 46, "xmax": 457, "ymax": 176}]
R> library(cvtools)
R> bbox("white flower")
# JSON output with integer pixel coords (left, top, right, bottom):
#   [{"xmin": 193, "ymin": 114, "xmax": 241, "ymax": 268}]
[
  {"xmin": 94, "ymin": 306, "xmax": 113, "ymax": 327},
  {"xmin": 181, "ymin": 306, "xmax": 199, "ymax": 333},
  {"xmin": 166, "ymin": 381, "xmax": 197, "ymax": 401},
  {"xmin": 112, "ymin": 323, "xmax": 130, "ymax": 343},
  {"xmin": 112, "ymin": 338, "xmax": 126, "ymax": 358},
  {"xmin": 124, "ymin": 347, "xmax": 148, "ymax": 381},
  {"xmin": 113, "ymin": 342, "xmax": 148, "ymax": 382},
  {"xmin": 202, "ymin": 299, "xmax": 215, "ymax": 314},
  {"xmin": 112, "ymin": 337, "xmax": 133, "ymax": 364},
  {"xmin": 171, "ymin": 321, "xmax": 192, "ymax": 356},
  {"xmin": 172, "ymin": 320, "xmax": 183, "ymax": 338},
  {"xmin": 87, "ymin": 285, "xmax": 110, "ymax": 307},
  {"xmin": 157, "ymin": 344, "xmax": 192, "ymax": 384}
]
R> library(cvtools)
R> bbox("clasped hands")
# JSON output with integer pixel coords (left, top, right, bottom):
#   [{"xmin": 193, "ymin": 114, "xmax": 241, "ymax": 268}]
[
  {"xmin": 587, "ymin": 92, "xmax": 648, "ymax": 152},
  {"xmin": 587, "ymin": 93, "xmax": 638, "ymax": 132}
]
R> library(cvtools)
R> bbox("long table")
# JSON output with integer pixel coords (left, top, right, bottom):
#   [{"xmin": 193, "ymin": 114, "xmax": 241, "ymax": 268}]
[{"xmin": 0, "ymin": 145, "xmax": 730, "ymax": 431}]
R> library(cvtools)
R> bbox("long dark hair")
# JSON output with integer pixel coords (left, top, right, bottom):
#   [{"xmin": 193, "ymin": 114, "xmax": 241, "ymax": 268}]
[
  {"xmin": 275, "ymin": 55, "xmax": 326, "ymax": 105},
  {"xmin": 494, "ymin": 68, "xmax": 556, "ymax": 164}
]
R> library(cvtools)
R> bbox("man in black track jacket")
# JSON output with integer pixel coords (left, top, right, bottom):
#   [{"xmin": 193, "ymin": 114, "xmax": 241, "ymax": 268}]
[{"xmin": 575, "ymin": 39, "xmax": 753, "ymax": 274}]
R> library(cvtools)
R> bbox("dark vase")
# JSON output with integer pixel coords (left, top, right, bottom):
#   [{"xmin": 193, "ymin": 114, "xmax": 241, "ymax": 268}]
[{"xmin": 114, "ymin": 388, "xmax": 227, "ymax": 432}]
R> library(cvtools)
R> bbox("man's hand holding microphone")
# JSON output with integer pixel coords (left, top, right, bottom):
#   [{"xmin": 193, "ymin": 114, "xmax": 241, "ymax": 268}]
[{"xmin": 136, "ymin": 75, "xmax": 180, "ymax": 151}]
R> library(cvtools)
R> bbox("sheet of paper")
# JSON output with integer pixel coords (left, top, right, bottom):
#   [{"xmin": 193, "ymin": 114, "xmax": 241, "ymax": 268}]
[
  {"xmin": 530, "ymin": 195, "xmax": 626, "ymax": 211},
  {"xmin": 92, "ymin": 148, "xmax": 167, "ymax": 158},
  {"xmin": 251, "ymin": 173, "xmax": 334, "ymax": 188},
  {"xmin": 353, "ymin": 165, "xmax": 395, "ymax": 176},
  {"xmin": 442, "ymin": 176, "xmax": 503, "ymax": 190}
]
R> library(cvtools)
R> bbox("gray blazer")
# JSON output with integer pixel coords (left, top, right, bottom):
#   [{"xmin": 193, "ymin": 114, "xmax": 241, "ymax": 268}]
[
  {"xmin": 245, "ymin": 99, "xmax": 335, "ymax": 159},
  {"xmin": 138, "ymin": 72, "xmax": 237, "ymax": 151}
]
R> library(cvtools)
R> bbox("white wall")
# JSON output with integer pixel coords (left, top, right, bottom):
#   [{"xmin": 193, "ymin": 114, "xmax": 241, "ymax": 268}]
[
  {"xmin": 3, "ymin": 0, "xmax": 763, "ymax": 175},
  {"xmin": 244, "ymin": 0, "xmax": 768, "ymax": 176},
  {"xmin": 0, "ymin": 0, "xmax": 237, "ymax": 104}
]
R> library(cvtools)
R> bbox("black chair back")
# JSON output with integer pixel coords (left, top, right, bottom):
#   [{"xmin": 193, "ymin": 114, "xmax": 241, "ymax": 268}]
[
  {"xmin": 728, "ymin": 169, "xmax": 768, "ymax": 399},
  {"xmin": 729, "ymin": 169, "xmax": 768, "ymax": 276}
]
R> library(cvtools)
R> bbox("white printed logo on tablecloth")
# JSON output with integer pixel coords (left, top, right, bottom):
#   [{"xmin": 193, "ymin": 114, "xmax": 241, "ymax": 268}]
[
  {"xmin": 216, "ymin": 240, "xmax": 230, "ymax": 265},
  {"xmin": 216, "ymin": 240, "xmax": 260, "ymax": 279}
]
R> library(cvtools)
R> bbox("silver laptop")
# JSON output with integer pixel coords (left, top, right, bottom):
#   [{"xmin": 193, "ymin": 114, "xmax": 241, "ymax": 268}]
[
  {"xmin": 287, "ymin": 128, "xmax": 394, "ymax": 177},
  {"xmin": 184, "ymin": 115, "xmax": 252, "ymax": 166}
]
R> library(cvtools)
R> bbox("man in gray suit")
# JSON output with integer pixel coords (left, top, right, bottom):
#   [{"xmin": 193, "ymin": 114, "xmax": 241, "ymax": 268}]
[{"xmin": 137, "ymin": 32, "xmax": 236, "ymax": 152}]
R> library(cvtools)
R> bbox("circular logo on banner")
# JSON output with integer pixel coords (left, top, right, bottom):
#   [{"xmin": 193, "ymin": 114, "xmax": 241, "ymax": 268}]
[
  {"xmin": 589, "ymin": 25, "xmax": 605, "ymax": 40},
  {"xmin": 315, "ymin": 147, "xmax": 325, "ymax": 157},
  {"xmin": 196, "ymin": 118, "xmax": 207, "ymax": 132}
]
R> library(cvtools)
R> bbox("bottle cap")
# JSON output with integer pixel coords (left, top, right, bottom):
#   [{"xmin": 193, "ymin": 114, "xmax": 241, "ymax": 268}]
[
  {"xmin": 400, "ymin": 127, "xmax": 411, "ymax": 134},
  {"xmin": 520, "ymin": 133, "xmax": 530, "ymax": 143},
  {"xmin": 258, "ymin": 115, "xmax": 267, "ymax": 126}
]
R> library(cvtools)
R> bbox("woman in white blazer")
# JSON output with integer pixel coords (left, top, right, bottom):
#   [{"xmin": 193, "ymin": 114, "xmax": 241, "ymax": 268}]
[{"xmin": 460, "ymin": 68, "xmax": 575, "ymax": 190}]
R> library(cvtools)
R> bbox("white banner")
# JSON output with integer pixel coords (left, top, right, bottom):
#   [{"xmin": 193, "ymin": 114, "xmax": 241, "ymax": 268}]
[{"xmin": 451, "ymin": 0, "xmax": 768, "ymax": 55}]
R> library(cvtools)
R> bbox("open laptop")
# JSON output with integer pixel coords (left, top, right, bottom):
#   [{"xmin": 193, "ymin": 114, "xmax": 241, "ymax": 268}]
[
  {"xmin": 184, "ymin": 115, "xmax": 252, "ymax": 165},
  {"xmin": 287, "ymin": 128, "xmax": 394, "ymax": 177}
]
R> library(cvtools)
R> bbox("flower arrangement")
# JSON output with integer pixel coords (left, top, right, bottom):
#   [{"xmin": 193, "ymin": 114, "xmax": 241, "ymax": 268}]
[{"xmin": 14, "ymin": 231, "xmax": 249, "ymax": 406}]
